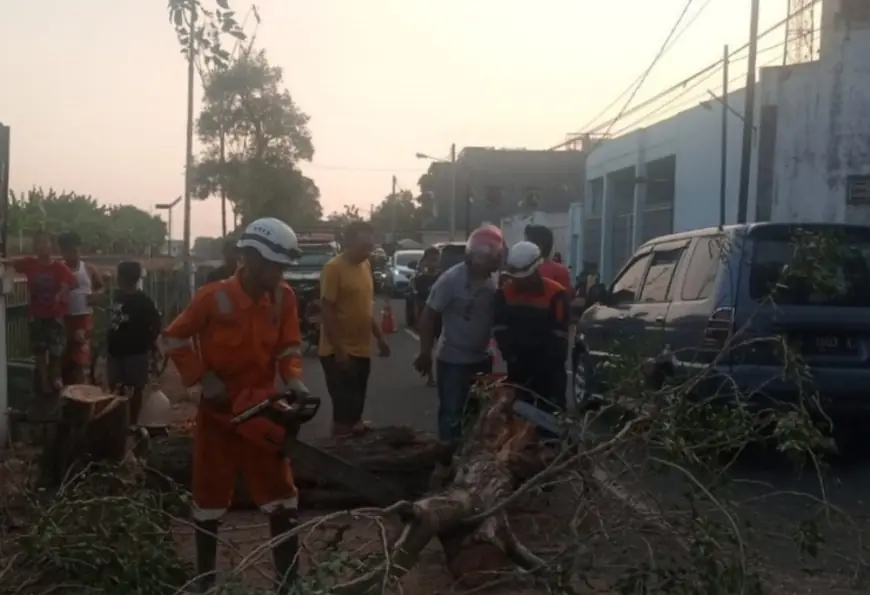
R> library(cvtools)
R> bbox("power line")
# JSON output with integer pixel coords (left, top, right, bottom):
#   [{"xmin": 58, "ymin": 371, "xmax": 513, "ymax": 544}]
[
  {"xmin": 576, "ymin": 0, "xmax": 719, "ymax": 133},
  {"xmin": 596, "ymin": 0, "xmax": 697, "ymax": 142},
  {"xmin": 607, "ymin": 33, "xmax": 808, "ymax": 136},
  {"xmin": 549, "ymin": 0, "xmax": 822, "ymax": 150}
]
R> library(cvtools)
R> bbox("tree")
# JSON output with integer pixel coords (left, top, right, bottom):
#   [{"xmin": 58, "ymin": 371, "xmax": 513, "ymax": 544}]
[
  {"xmin": 6, "ymin": 188, "xmax": 166, "ymax": 255},
  {"xmin": 325, "ymin": 205, "xmax": 364, "ymax": 228},
  {"xmin": 369, "ymin": 189, "xmax": 427, "ymax": 234},
  {"xmin": 193, "ymin": 50, "xmax": 322, "ymax": 228}
]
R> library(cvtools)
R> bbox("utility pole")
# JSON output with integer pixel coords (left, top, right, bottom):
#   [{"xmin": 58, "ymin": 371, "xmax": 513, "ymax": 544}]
[
  {"xmin": 449, "ymin": 144, "xmax": 457, "ymax": 241},
  {"xmin": 719, "ymin": 44, "xmax": 729, "ymax": 229},
  {"xmin": 0, "ymin": 124, "xmax": 10, "ymax": 258},
  {"xmin": 182, "ymin": 2, "xmax": 196, "ymax": 295},
  {"xmin": 390, "ymin": 175, "xmax": 397, "ymax": 241},
  {"xmin": 737, "ymin": 0, "xmax": 760, "ymax": 224}
]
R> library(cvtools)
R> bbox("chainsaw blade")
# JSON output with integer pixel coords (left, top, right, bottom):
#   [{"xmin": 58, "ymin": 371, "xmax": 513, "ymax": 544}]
[
  {"xmin": 286, "ymin": 440, "xmax": 405, "ymax": 508},
  {"xmin": 511, "ymin": 399, "xmax": 562, "ymax": 435}
]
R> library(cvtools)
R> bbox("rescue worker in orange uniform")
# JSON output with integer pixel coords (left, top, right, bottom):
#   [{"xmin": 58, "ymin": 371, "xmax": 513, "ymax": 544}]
[
  {"xmin": 494, "ymin": 241, "xmax": 571, "ymax": 420},
  {"xmin": 162, "ymin": 218, "xmax": 307, "ymax": 593}
]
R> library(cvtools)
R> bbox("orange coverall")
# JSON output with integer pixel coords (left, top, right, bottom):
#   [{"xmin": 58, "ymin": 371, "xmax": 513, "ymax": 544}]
[{"xmin": 163, "ymin": 274, "xmax": 303, "ymax": 522}]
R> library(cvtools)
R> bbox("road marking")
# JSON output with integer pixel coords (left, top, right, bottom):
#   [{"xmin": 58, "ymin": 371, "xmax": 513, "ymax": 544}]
[{"xmin": 404, "ymin": 328, "xmax": 420, "ymax": 341}]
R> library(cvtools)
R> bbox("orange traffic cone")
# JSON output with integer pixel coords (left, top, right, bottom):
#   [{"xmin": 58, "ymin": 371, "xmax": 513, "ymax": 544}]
[{"xmin": 380, "ymin": 301, "xmax": 396, "ymax": 334}]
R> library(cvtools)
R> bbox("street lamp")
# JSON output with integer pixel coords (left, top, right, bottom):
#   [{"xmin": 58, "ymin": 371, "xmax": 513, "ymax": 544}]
[
  {"xmin": 416, "ymin": 144, "xmax": 457, "ymax": 241},
  {"xmin": 155, "ymin": 197, "xmax": 181, "ymax": 258}
]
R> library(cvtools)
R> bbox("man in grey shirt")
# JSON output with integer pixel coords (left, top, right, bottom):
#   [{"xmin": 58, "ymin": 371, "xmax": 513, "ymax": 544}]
[{"xmin": 414, "ymin": 226, "xmax": 505, "ymax": 448}]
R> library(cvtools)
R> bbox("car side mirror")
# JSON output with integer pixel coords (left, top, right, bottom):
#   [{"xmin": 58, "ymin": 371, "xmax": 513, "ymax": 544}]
[{"xmin": 587, "ymin": 283, "xmax": 608, "ymax": 305}]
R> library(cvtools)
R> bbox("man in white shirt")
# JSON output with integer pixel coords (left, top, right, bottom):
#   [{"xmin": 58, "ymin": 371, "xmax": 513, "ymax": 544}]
[{"xmin": 58, "ymin": 231, "xmax": 105, "ymax": 384}]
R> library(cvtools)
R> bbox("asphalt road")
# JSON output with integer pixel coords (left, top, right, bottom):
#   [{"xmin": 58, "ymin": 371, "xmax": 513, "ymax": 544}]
[{"xmin": 298, "ymin": 298, "xmax": 438, "ymax": 440}]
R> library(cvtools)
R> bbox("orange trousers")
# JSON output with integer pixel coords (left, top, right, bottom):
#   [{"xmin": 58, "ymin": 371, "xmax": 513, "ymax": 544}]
[{"xmin": 191, "ymin": 402, "xmax": 297, "ymax": 521}]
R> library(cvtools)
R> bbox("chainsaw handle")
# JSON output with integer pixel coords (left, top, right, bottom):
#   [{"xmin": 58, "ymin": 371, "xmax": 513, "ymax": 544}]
[{"xmin": 230, "ymin": 390, "xmax": 321, "ymax": 426}]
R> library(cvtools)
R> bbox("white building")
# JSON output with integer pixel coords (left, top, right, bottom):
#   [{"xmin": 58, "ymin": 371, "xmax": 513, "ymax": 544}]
[{"xmin": 582, "ymin": 0, "xmax": 870, "ymax": 282}]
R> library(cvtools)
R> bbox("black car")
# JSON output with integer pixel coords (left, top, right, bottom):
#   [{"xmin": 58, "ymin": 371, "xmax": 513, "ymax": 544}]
[{"xmin": 404, "ymin": 242, "xmax": 467, "ymax": 328}]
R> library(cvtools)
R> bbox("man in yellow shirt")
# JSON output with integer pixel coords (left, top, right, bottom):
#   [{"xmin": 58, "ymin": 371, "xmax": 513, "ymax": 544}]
[{"xmin": 319, "ymin": 221, "xmax": 390, "ymax": 437}]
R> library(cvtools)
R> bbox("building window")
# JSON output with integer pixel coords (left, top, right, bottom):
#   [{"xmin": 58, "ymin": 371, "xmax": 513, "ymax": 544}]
[{"xmin": 846, "ymin": 175, "xmax": 870, "ymax": 206}]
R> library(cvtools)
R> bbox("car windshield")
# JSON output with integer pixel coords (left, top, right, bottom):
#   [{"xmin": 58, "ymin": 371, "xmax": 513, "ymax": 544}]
[
  {"xmin": 394, "ymin": 251, "xmax": 423, "ymax": 267},
  {"xmin": 291, "ymin": 245, "xmax": 335, "ymax": 267},
  {"xmin": 749, "ymin": 227, "xmax": 870, "ymax": 307}
]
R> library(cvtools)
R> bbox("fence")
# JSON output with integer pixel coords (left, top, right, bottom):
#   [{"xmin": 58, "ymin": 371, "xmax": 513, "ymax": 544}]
[{"xmin": 5, "ymin": 268, "xmax": 188, "ymax": 360}]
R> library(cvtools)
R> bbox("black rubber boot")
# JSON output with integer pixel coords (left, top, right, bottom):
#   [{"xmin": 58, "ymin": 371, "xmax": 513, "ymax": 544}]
[
  {"xmin": 194, "ymin": 519, "xmax": 219, "ymax": 593},
  {"xmin": 269, "ymin": 508, "xmax": 299, "ymax": 594}
]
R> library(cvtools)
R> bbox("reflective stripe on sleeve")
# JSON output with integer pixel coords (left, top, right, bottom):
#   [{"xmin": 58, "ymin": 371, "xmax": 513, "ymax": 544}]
[{"xmin": 215, "ymin": 289, "xmax": 233, "ymax": 315}]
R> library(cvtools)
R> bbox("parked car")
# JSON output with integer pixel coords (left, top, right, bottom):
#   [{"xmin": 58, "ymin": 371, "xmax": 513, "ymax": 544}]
[
  {"xmin": 404, "ymin": 242, "xmax": 467, "ymax": 328},
  {"xmin": 386, "ymin": 249, "xmax": 423, "ymax": 297},
  {"xmin": 573, "ymin": 222, "xmax": 870, "ymax": 430}
]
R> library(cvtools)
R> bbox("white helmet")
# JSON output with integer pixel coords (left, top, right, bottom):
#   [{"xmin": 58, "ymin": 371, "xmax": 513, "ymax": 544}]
[
  {"xmin": 503, "ymin": 241, "xmax": 543, "ymax": 279},
  {"xmin": 236, "ymin": 217, "xmax": 300, "ymax": 266},
  {"xmin": 136, "ymin": 388, "xmax": 172, "ymax": 428}
]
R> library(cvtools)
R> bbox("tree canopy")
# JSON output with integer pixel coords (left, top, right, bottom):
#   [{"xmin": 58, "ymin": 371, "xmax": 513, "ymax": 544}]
[
  {"xmin": 7, "ymin": 188, "xmax": 167, "ymax": 255},
  {"xmin": 193, "ymin": 50, "xmax": 322, "ymax": 229},
  {"xmin": 325, "ymin": 205, "xmax": 364, "ymax": 228}
]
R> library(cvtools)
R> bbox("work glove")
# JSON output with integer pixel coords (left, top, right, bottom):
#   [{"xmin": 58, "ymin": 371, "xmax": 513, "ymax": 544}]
[{"xmin": 199, "ymin": 370, "xmax": 228, "ymax": 403}]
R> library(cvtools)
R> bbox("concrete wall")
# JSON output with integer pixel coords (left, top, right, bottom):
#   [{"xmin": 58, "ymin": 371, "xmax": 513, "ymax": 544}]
[
  {"xmin": 586, "ymin": 86, "xmax": 749, "ymax": 236},
  {"xmin": 499, "ymin": 211, "xmax": 572, "ymax": 260},
  {"xmin": 767, "ymin": 0, "xmax": 870, "ymax": 224}
]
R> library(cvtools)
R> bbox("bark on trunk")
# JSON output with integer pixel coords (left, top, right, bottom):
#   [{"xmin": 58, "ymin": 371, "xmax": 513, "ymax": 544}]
[{"xmin": 40, "ymin": 385, "xmax": 129, "ymax": 486}]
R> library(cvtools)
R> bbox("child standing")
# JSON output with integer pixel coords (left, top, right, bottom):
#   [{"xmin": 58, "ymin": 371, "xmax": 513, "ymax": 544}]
[
  {"xmin": 107, "ymin": 261, "xmax": 162, "ymax": 424},
  {"xmin": 5, "ymin": 231, "xmax": 78, "ymax": 394}
]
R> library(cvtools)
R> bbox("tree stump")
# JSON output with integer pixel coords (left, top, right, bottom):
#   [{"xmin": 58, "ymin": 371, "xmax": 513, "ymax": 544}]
[{"xmin": 40, "ymin": 385, "xmax": 129, "ymax": 486}]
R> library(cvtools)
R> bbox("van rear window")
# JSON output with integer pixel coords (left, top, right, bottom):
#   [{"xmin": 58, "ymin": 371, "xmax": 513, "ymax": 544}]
[{"xmin": 749, "ymin": 228, "xmax": 870, "ymax": 306}]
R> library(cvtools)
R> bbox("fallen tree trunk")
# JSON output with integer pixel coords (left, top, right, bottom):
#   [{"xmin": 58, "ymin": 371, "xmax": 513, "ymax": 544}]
[
  {"xmin": 331, "ymin": 385, "xmax": 585, "ymax": 594},
  {"xmin": 143, "ymin": 424, "xmax": 554, "ymax": 510},
  {"xmin": 144, "ymin": 426, "xmax": 442, "ymax": 509}
]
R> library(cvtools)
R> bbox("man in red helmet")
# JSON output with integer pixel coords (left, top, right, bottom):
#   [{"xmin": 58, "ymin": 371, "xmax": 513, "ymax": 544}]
[{"xmin": 414, "ymin": 225, "xmax": 505, "ymax": 456}]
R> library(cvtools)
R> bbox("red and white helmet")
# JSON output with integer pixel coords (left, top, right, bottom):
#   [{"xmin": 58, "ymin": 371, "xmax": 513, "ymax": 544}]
[{"xmin": 466, "ymin": 224, "xmax": 505, "ymax": 262}]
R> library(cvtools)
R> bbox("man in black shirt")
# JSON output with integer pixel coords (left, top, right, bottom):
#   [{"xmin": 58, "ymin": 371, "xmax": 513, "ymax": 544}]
[
  {"xmin": 108, "ymin": 261, "xmax": 162, "ymax": 424},
  {"xmin": 205, "ymin": 239, "xmax": 239, "ymax": 284}
]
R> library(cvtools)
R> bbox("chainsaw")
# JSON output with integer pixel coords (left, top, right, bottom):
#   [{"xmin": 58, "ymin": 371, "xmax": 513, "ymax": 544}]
[{"xmin": 230, "ymin": 389, "xmax": 405, "ymax": 508}]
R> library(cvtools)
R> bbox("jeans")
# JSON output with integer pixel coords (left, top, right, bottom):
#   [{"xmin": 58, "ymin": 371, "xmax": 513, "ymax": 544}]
[{"xmin": 436, "ymin": 358, "xmax": 492, "ymax": 443}]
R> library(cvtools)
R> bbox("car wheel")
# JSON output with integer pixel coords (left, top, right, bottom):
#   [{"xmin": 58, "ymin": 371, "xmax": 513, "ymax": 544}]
[{"xmin": 573, "ymin": 352, "xmax": 601, "ymax": 412}]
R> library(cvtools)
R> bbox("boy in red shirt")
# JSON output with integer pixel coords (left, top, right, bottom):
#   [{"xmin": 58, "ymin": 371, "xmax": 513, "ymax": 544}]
[{"xmin": 5, "ymin": 231, "xmax": 78, "ymax": 394}]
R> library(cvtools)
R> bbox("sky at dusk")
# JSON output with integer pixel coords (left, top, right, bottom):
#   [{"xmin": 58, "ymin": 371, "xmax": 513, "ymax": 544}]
[{"xmin": 1, "ymin": 0, "xmax": 792, "ymax": 239}]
